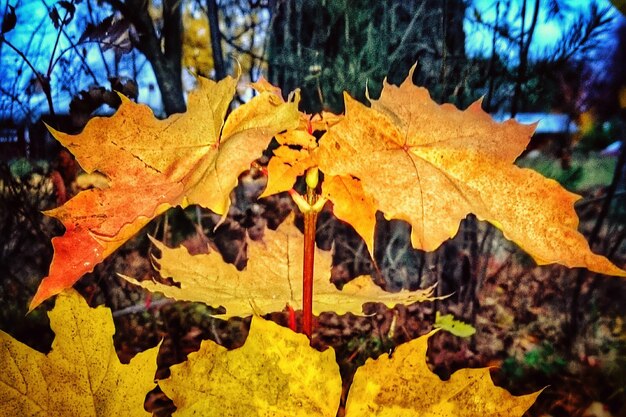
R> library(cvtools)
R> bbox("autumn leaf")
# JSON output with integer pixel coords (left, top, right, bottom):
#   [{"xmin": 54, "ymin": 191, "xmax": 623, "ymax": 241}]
[
  {"xmin": 31, "ymin": 76, "xmax": 300, "ymax": 311},
  {"xmin": 320, "ymin": 175, "xmax": 378, "ymax": 255},
  {"xmin": 345, "ymin": 329, "xmax": 540, "ymax": 416},
  {"xmin": 434, "ymin": 311, "xmax": 477, "ymax": 338},
  {"xmin": 160, "ymin": 316, "xmax": 342, "ymax": 417},
  {"xmin": 261, "ymin": 145, "xmax": 314, "ymax": 197},
  {"xmin": 162, "ymin": 316, "xmax": 539, "ymax": 417},
  {"xmin": 0, "ymin": 289, "xmax": 159, "ymax": 417},
  {"xmin": 256, "ymin": 80, "xmax": 339, "ymax": 198},
  {"xmin": 315, "ymin": 66, "xmax": 625, "ymax": 277},
  {"xmin": 249, "ymin": 76, "xmax": 285, "ymax": 97},
  {"xmin": 121, "ymin": 214, "xmax": 435, "ymax": 318}
]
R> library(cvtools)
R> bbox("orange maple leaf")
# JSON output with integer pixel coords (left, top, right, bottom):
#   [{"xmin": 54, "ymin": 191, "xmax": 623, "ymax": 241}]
[
  {"xmin": 31, "ymin": 76, "xmax": 300, "ymax": 311},
  {"xmin": 314, "ymin": 67, "xmax": 625, "ymax": 277}
]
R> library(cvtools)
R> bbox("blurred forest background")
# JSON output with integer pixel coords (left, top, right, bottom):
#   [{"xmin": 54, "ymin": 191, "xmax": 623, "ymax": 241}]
[{"xmin": 1, "ymin": 0, "xmax": 625, "ymax": 416}]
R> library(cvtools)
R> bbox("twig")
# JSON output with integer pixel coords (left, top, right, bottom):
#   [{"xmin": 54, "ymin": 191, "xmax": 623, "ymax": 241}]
[
  {"xmin": 112, "ymin": 298, "xmax": 174, "ymax": 317},
  {"xmin": 575, "ymin": 190, "xmax": 626, "ymax": 208}
]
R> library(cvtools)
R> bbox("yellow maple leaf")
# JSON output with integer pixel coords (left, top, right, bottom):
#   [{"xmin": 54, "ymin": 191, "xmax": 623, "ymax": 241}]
[
  {"xmin": 162, "ymin": 316, "xmax": 539, "ymax": 417},
  {"xmin": 31, "ymin": 76, "xmax": 300, "ymax": 311},
  {"xmin": 345, "ymin": 329, "xmax": 540, "ymax": 416},
  {"xmin": 315, "ymin": 67, "xmax": 625, "ymax": 277},
  {"xmin": 160, "ymin": 316, "xmax": 342, "ymax": 417},
  {"xmin": 0, "ymin": 289, "xmax": 159, "ymax": 417},
  {"xmin": 261, "ymin": 145, "xmax": 314, "ymax": 197},
  {"xmin": 257, "ymin": 81, "xmax": 341, "ymax": 198},
  {"xmin": 121, "ymin": 214, "xmax": 435, "ymax": 317}
]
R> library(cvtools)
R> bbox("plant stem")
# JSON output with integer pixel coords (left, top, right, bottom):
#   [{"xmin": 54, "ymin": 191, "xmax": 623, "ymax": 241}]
[{"xmin": 302, "ymin": 184, "xmax": 318, "ymax": 338}]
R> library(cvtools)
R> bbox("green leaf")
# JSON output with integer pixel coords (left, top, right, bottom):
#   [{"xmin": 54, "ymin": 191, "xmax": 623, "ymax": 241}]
[{"xmin": 434, "ymin": 311, "xmax": 476, "ymax": 338}]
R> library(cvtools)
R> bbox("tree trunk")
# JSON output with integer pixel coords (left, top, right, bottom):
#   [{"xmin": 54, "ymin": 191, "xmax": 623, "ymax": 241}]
[
  {"xmin": 484, "ymin": 0, "xmax": 501, "ymax": 112},
  {"xmin": 109, "ymin": 0, "xmax": 186, "ymax": 116},
  {"xmin": 511, "ymin": 0, "xmax": 540, "ymax": 116},
  {"xmin": 439, "ymin": 0, "xmax": 467, "ymax": 101},
  {"xmin": 206, "ymin": 0, "xmax": 226, "ymax": 81}
]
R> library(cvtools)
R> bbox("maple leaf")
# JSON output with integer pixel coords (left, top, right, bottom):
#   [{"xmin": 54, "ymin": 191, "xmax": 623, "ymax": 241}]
[
  {"xmin": 121, "ymin": 215, "xmax": 435, "ymax": 318},
  {"xmin": 315, "ymin": 67, "xmax": 625, "ymax": 277},
  {"xmin": 0, "ymin": 289, "xmax": 159, "ymax": 417},
  {"xmin": 31, "ymin": 76, "xmax": 300, "ymax": 311},
  {"xmin": 160, "ymin": 316, "xmax": 342, "ymax": 417},
  {"xmin": 162, "ymin": 316, "xmax": 539, "ymax": 417},
  {"xmin": 344, "ymin": 329, "xmax": 540, "ymax": 416},
  {"xmin": 261, "ymin": 145, "xmax": 314, "ymax": 198},
  {"xmin": 255, "ymin": 80, "xmax": 340, "ymax": 198}
]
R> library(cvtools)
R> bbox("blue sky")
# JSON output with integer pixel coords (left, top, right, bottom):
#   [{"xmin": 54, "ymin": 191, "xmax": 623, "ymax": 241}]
[
  {"xmin": 0, "ymin": 0, "xmax": 158, "ymax": 122},
  {"xmin": 465, "ymin": 0, "xmax": 620, "ymax": 59},
  {"xmin": 0, "ymin": 0, "xmax": 623, "ymax": 122}
]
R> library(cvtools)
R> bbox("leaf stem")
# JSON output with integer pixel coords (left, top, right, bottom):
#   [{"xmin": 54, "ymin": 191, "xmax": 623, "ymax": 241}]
[
  {"xmin": 271, "ymin": 162, "xmax": 324, "ymax": 339},
  {"xmin": 302, "ymin": 167, "xmax": 320, "ymax": 339},
  {"xmin": 302, "ymin": 208, "xmax": 317, "ymax": 338}
]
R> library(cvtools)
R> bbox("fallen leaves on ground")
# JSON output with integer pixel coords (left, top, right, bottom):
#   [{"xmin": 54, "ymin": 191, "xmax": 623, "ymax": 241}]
[
  {"xmin": 122, "ymin": 214, "xmax": 435, "ymax": 318},
  {"xmin": 31, "ymin": 76, "xmax": 300, "ymax": 311},
  {"xmin": 0, "ymin": 289, "xmax": 159, "ymax": 417}
]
